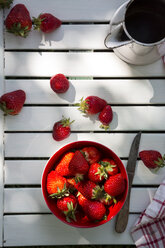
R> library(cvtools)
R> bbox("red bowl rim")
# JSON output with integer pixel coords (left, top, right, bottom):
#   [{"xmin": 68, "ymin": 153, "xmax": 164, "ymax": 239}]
[{"xmin": 41, "ymin": 140, "xmax": 128, "ymax": 228}]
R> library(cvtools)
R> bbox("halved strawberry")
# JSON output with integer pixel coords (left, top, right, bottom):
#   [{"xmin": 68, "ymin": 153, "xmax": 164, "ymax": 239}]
[
  {"xmin": 55, "ymin": 152, "xmax": 75, "ymax": 177},
  {"xmin": 46, "ymin": 171, "xmax": 69, "ymax": 198}
]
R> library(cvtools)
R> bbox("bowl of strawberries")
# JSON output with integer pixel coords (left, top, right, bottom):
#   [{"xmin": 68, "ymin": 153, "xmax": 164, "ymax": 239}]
[{"xmin": 42, "ymin": 141, "xmax": 128, "ymax": 228}]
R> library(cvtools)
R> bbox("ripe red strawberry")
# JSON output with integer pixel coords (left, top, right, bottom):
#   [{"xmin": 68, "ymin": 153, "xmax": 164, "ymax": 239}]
[
  {"xmin": 0, "ymin": 90, "xmax": 26, "ymax": 115},
  {"xmin": 104, "ymin": 173, "xmax": 125, "ymax": 197},
  {"xmin": 68, "ymin": 150, "xmax": 89, "ymax": 177},
  {"xmin": 57, "ymin": 194, "xmax": 77, "ymax": 222},
  {"xmin": 88, "ymin": 162, "xmax": 107, "ymax": 183},
  {"xmin": 99, "ymin": 105, "xmax": 113, "ymax": 130},
  {"xmin": 33, "ymin": 13, "xmax": 61, "ymax": 33},
  {"xmin": 50, "ymin": 74, "xmax": 69, "ymax": 93},
  {"xmin": 77, "ymin": 193, "xmax": 88, "ymax": 210},
  {"xmin": 77, "ymin": 193, "xmax": 106, "ymax": 221},
  {"xmin": 46, "ymin": 171, "xmax": 69, "ymax": 198},
  {"xmin": 0, "ymin": 0, "xmax": 13, "ymax": 9},
  {"xmin": 100, "ymin": 192, "xmax": 117, "ymax": 206},
  {"xmin": 76, "ymin": 96, "xmax": 107, "ymax": 114},
  {"xmin": 100, "ymin": 158, "xmax": 119, "ymax": 176},
  {"xmin": 5, "ymin": 4, "xmax": 32, "ymax": 37},
  {"xmin": 55, "ymin": 152, "xmax": 74, "ymax": 177},
  {"xmin": 81, "ymin": 146, "xmax": 101, "ymax": 165},
  {"xmin": 75, "ymin": 180, "xmax": 103, "ymax": 200},
  {"xmin": 52, "ymin": 116, "xmax": 74, "ymax": 141},
  {"xmin": 139, "ymin": 150, "xmax": 165, "ymax": 169}
]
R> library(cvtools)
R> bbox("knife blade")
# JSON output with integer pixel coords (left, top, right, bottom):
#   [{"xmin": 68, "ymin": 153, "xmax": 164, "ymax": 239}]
[{"xmin": 115, "ymin": 132, "xmax": 141, "ymax": 233}]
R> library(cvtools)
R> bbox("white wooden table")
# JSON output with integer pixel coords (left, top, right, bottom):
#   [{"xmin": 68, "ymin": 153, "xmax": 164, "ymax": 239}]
[{"xmin": 0, "ymin": 0, "xmax": 165, "ymax": 246}]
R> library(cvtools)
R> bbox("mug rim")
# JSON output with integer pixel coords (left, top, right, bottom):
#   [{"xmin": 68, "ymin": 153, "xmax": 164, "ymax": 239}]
[{"xmin": 123, "ymin": 0, "xmax": 165, "ymax": 46}]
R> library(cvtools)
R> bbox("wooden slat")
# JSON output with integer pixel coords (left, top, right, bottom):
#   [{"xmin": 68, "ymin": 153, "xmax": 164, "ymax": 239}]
[
  {"xmin": 5, "ymin": 25, "xmax": 109, "ymax": 50},
  {"xmin": 0, "ymin": 9, "xmax": 4, "ymax": 248},
  {"xmin": 5, "ymin": 52, "xmax": 165, "ymax": 77},
  {"xmin": 5, "ymin": 106, "xmax": 165, "ymax": 131},
  {"xmin": 4, "ymin": 187, "xmax": 156, "ymax": 213},
  {"xmin": 4, "ymin": 133, "xmax": 165, "ymax": 158},
  {"xmin": 4, "ymin": 0, "xmax": 126, "ymax": 21},
  {"xmin": 5, "ymin": 160, "xmax": 165, "ymax": 185},
  {"xmin": 4, "ymin": 214, "xmax": 137, "ymax": 246},
  {"xmin": 5, "ymin": 160, "xmax": 45, "ymax": 185},
  {"xmin": 5, "ymin": 79, "xmax": 165, "ymax": 104}
]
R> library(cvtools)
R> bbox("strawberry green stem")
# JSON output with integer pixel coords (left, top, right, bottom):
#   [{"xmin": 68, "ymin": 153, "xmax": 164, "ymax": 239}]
[
  {"xmin": 0, "ymin": 101, "xmax": 14, "ymax": 115},
  {"xmin": 0, "ymin": 0, "xmax": 13, "ymax": 9},
  {"xmin": 154, "ymin": 154, "xmax": 165, "ymax": 170},
  {"xmin": 75, "ymin": 97, "xmax": 89, "ymax": 113}
]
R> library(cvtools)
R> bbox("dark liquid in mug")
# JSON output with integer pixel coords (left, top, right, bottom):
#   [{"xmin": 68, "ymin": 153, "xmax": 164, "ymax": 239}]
[{"xmin": 125, "ymin": 0, "xmax": 165, "ymax": 44}]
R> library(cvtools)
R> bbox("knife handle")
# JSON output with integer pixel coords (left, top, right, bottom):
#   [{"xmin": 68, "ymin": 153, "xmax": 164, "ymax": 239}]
[{"xmin": 115, "ymin": 188, "xmax": 131, "ymax": 233}]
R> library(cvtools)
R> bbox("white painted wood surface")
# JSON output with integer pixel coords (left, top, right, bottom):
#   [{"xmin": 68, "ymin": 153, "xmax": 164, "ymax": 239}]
[
  {"xmin": 4, "ymin": 133, "xmax": 165, "ymax": 158},
  {"xmin": 5, "ymin": 160, "xmax": 165, "ymax": 186},
  {"xmin": 5, "ymin": 79, "xmax": 165, "ymax": 104},
  {"xmin": 5, "ymin": 52, "xmax": 165, "ymax": 77},
  {"xmin": 2, "ymin": 0, "xmax": 165, "ymax": 246},
  {"xmin": 4, "ymin": 214, "xmax": 137, "ymax": 246},
  {"xmin": 5, "ymin": 25, "xmax": 109, "ymax": 50},
  {"xmin": 0, "ymin": 9, "xmax": 4, "ymax": 248},
  {"xmin": 4, "ymin": 0, "xmax": 126, "ymax": 21},
  {"xmin": 4, "ymin": 106, "xmax": 165, "ymax": 131},
  {"xmin": 4, "ymin": 187, "xmax": 156, "ymax": 213}
]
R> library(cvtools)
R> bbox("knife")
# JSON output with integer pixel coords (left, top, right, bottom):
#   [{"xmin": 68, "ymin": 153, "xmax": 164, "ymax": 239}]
[{"xmin": 115, "ymin": 132, "xmax": 141, "ymax": 233}]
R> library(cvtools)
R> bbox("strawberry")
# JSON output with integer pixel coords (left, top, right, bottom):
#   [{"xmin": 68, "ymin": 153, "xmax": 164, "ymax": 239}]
[
  {"xmin": 57, "ymin": 194, "xmax": 77, "ymax": 222},
  {"xmin": 0, "ymin": 90, "xmax": 26, "ymax": 115},
  {"xmin": 0, "ymin": 0, "xmax": 13, "ymax": 9},
  {"xmin": 5, "ymin": 4, "xmax": 32, "ymax": 37},
  {"xmin": 76, "ymin": 96, "xmax": 107, "ymax": 114},
  {"xmin": 100, "ymin": 158, "xmax": 118, "ymax": 176},
  {"xmin": 99, "ymin": 105, "xmax": 113, "ymax": 130},
  {"xmin": 77, "ymin": 194, "xmax": 106, "ymax": 221},
  {"xmin": 139, "ymin": 150, "xmax": 165, "ymax": 169},
  {"xmin": 52, "ymin": 116, "xmax": 74, "ymax": 141},
  {"xmin": 68, "ymin": 150, "xmax": 89, "ymax": 178},
  {"xmin": 55, "ymin": 152, "xmax": 74, "ymax": 177},
  {"xmin": 50, "ymin": 74, "xmax": 69, "ymax": 93},
  {"xmin": 46, "ymin": 171, "xmax": 69, "ymax": 198},
  {"xmin": 104, "ymin": 173, "xmax": 125, "ymax": 197},
  {"xmin": 81, "ymin": 146, "xmax": 101, "ymax": 165},
  {"xmin": 77, "ymin": 193, "xmax": 88, "ymax": 210},
  {"xmin": 75, "ymin": 180, "xmax": 103, "ymax": 200},
  {"xmin": 88, "ymin": 162, "xmax": 107, "ymax": 183},
  {"xmin": 100, "ymin": 192, "xmax": 117, "ymax": 206},
  {"xmin": 33, "ymin": 13, "xmax": 61, "ymax": 33}
]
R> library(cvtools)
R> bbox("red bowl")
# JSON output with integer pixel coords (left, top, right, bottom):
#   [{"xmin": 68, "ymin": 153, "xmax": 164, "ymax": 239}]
[{"xmin": 42, "ymin": 141, "xmax": 128, "ymax": 228}]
